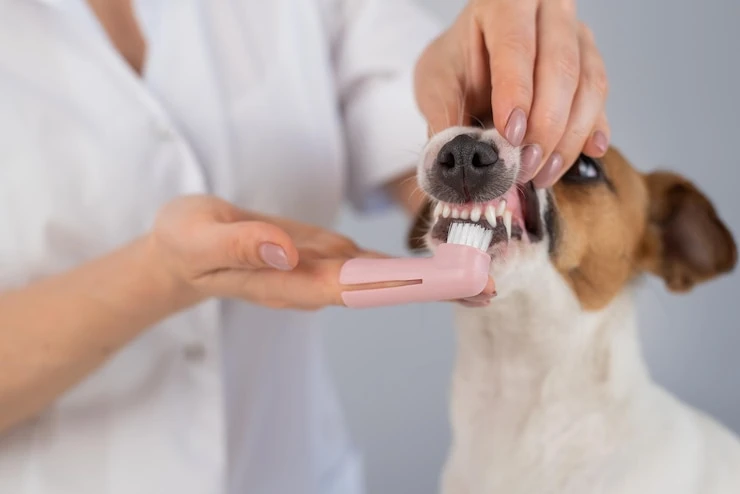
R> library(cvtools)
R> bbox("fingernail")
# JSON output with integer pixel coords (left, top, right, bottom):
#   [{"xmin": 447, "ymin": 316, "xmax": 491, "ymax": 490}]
[
  {"xmin": 532, "ymin": 153, "xmax": 564, "ymax": 189},
  {"xmin": 591, "ymin": 130, "xmax": 609, "ymax": 155},
  {"xmin": 504, "ymin": 108, "xmax": 527, "ymax": 147},
  {"xmin": 519, "ymin": 144, "xmax": 543, "ymax": 181},
  {"xmin": 258, "ymin": 243, "xmax": 292, "ymax": 270}
]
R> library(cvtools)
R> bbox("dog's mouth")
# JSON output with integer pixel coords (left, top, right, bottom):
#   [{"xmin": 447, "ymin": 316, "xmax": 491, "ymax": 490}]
[{"xmin": 429, "ymin": 182, "xmax": 543, "ymax": 251}]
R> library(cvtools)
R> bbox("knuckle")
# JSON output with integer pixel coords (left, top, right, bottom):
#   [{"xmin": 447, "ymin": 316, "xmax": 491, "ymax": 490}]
[
  {"xmin": 535, "ymin": 108, "xmax": 568, "ymax": 138},
  {"xmin": 569, "ymin": 124, "xmax": 592, "ymax": 142},
  {"xmin": 498, "ymin": 30, "xmax": 537, "ymax": 60},
  {"xmin": 229, "ymin": 235, "xmax": 253, "ymax": 266},
  {"xmin": 493, "ymin": 73, "xmax": 534, "ymax": 104},
  {"xmin": 583, "ymin": 67, "xmax": 609, "ymax": 98},
  {"xmin": 554, "ymin": 48, "xmax": 581, "ymax": 84}
]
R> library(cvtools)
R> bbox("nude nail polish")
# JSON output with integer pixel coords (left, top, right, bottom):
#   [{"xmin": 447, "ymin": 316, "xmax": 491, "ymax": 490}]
[
  {"xmin": 504, "ymin": 108, "xmax": 527, "ymax": 147},
  {"xmin": 592, "ymin": 130, "xmax": 609, "ymax": 154},
  {"xmin": 519, "ymin": 144, "xmax": 542, "ymax": 181},
  {"xmin": 259, "ymin": 243, "xmax": 292, "ymax": 270},
  {"xmin": 532, "ymin": 153, "xmax": 564, "ymax": 189}
]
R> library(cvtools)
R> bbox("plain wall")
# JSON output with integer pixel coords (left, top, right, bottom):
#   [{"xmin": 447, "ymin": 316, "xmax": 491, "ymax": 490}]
[{"xmin": 320, "ymin": 0, "xmax": 740, "ymax": 492}]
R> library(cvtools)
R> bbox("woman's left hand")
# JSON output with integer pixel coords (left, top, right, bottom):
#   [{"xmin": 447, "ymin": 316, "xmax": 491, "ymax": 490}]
[{"xmin": 414, "ymin": 0, "xmax": 610, "ymax": 189}]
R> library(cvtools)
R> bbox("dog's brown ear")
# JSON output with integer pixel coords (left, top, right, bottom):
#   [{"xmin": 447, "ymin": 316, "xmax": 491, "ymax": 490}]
[
  {"xmin": 638, "ymin": 171, "xmax": 737, "ymax": 292},
  {"xmin": 407, "ymin": 198, "xmax": 434, "ymax": 253}
]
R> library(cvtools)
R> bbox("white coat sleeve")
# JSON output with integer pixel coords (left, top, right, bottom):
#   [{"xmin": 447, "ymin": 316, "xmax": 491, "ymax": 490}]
[{"xmin": 325, "ymin": 0, "xmax": 443, "ymax": 213}]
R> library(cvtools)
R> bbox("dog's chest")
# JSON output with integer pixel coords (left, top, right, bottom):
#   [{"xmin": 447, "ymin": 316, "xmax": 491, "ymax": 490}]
[
  {"xmin": 448, "ymin": 382, "xmax": 628, "ymax": 493},
  {"xmin": 443, "ymin": 300, "xmax": 699, "ymax": 494}
]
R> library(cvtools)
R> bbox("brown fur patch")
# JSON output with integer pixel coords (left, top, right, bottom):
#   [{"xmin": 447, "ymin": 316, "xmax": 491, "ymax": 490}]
[
  {"xmin": 551, "ymin": 147, "xmax": 737, "ymax": 309},
  {"xmin": 407, "ymin": 198, "xmax": 434, "ymax": 253},
  {"xmin": 637, "ymin": 171, "xmax": 737, "ymax": 292},
  {"xmin": 550, "ymin": 148, "xmax": 650, "ymax": 309}
]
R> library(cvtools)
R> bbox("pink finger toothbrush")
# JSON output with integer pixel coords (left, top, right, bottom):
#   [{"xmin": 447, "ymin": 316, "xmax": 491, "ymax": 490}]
[{"xmin": 340, "ymin": 223, "xmax": 493, "ymax": 308}]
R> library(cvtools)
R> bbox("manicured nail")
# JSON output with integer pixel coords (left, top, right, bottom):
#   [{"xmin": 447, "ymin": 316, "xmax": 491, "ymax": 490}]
[
  {"xmin": 258, "ymin": 243, "xmax": 292, "ymax": 270},
  {"xmin": 504, "ymin": 108, "xmax": 527, "ymax": 147},
  {"xmin": 591, "ymin": 130, "xmax": 609, "ymax": 155},
  {"xmin": 519, "ymin": 144, "xmax": 542, "ymax": 181},
  {"xmin": 532, "ymin": 153, "xmax": 564, "ymax": 189}
]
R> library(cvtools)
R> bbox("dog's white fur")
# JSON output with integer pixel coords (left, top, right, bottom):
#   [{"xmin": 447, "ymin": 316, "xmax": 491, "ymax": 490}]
[{"xmin": 417, "ymin": 130, "xmax": 740, "ymax": 494}]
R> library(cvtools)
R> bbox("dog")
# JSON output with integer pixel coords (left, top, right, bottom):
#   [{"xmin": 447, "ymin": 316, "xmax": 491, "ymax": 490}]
[{"xmin": 407, "ymin": 126, "xmax": 740, "ymax": 494}]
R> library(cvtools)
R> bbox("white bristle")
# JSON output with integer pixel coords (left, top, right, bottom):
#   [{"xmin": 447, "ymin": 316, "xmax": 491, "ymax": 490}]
[{"xmin": 446, "ymin": 222, "xmax": 492, "ymax": 251}]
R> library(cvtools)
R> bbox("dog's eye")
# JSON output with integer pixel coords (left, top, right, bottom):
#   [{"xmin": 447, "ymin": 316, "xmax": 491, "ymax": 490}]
[{"xmin": 560, "ymin": 155, "xmax": 605, "ymax": 184}]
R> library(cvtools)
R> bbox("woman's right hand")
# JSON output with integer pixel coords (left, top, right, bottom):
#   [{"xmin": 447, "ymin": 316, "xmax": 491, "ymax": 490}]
[{"xmin": 150, "ymin": 195, "xmax": 388, "ymax": 311}]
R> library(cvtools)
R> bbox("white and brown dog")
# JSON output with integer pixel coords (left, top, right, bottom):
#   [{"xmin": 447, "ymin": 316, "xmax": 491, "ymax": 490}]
[{"xmin": 407, "ymin": 127, "xmax": 740, "ymax": 494}]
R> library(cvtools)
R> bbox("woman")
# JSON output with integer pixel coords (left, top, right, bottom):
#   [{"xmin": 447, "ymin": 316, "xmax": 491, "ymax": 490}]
[{"xmin": 0, "ymin": 0, "xmax": 609, "ymax": 492}]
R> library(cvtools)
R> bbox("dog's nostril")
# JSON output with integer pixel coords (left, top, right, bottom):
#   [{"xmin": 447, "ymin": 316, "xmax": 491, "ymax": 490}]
[
  {"xmin": 471, "ymin": 147, "xmax": 498, "ymax": 168},
  {"xmin": 438, "ymin": 150, "xmax": 455, "ymax": 169}
]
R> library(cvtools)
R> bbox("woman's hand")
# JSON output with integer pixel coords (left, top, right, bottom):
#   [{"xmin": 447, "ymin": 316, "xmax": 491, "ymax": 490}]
[
  {"xmin": 414, "ymin": 0, "xmax": 609, "ymax": 189},
  {"xmin": 150, "ymin": 195, "xmax": 396, "ymax": 311}
]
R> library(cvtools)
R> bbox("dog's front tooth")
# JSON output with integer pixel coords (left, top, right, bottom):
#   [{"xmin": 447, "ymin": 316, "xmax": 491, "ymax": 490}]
[
  {"xmin": 470, "ymin": 206, "xmax": 482, "ymax": 222},
  {"xmin": 460, "ymin": 208, "xmax": 470, "ymax": 220},
  {"xmin": 503, "ymin": 210, "xmax": 512, "ymax": 240},
  {"xmin": 433, "ymin": 202, "xmax": 443, "ymax": 218},
  {"xmin": 496, "ymin": 200, "xmax": 507, "ymax": 217},
  {"xmin": 452, "ymin": 208, "xmax": 460, "ymax": 219},
  {"xmin": 484, "ymin": 205, "xmax": 497, "ymax": 227},
  {"xmin": 442, "ymin": 204, "xmax": 451, "ymax": 218}
]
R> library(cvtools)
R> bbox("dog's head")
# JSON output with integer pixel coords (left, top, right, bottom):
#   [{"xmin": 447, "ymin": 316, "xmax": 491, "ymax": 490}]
[{"xmin": 409, "ymin": 126, "xmax": 737, "ymax": 310}]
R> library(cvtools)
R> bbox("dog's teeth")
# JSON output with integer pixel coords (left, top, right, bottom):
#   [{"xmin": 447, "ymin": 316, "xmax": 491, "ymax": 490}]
[
  {"xmin": 460, "ymin": 209, "xmax": 470, "ymax": 220},
  {"xmin": 451, "ymin": 208, "xmax": 460, "ymax": 219},
  {"xmin": 484, "ymin": 205, "xmax": 497, "ymax": 227},
  {"xmin": 503, "ymin": 210, "xmax": 512, "ymax": 240},
  {"xmin": 442, "ymin": 204, "xmax": 451, "ymax": 218},
  {"xmin": 433, "ymin": 202, "xmax": 443, "ymax": 218},
  {"xmin": 496, "ymin": 200, "xmax": 507, "ymax": 217},
  {"xmin": 470, "ymin": 206, "xmax": 482, "ymax": 222}
]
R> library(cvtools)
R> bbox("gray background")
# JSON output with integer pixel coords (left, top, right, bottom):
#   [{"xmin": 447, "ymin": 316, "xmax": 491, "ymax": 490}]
[{"xmin": 320, "ymin": 0, "xmax": 740, "ymax": 492}]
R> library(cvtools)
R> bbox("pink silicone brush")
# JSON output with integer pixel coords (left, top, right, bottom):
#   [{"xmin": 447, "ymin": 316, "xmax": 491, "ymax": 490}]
[{"xmin": 340, "ymin": 222, "xmax": 493, "ymax": 308}]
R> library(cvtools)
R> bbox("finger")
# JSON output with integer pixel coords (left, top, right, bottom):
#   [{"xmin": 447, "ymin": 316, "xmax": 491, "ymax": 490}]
[
  {"xmin": 478, "ymin": 0, "xmax": 538, "ymax": 145},
  {"xmin": 462, "ymin": 293, "xmax": 495, "ymax": 303},
  {"xmin": 481, "ymin": 276, "xmax": 496, "ymax": 296},
  {"xmin": 459, "ymin": 276, "xmax": 496, "ymax": 303},
  {"xmin": 582, "ymin": 112, "xmax": 610, "ymax": 157},
  {"xmin": 204, "ymin": 220, "xmax": 299, "ymax": 271},
  {"xmin": 416, "ymin": 38, "xmax": 474, "ymax": 134},
  {"xmin": 521, "ymin": 0, "xmax": 580, "ymax": 182},
  {"xmin": 456, "ymin": 299, "xmax": 491, "ymax": 308},
  {"xmin": 533, "ymin": 24, "xmax": 609, "ymax": 188},
  {"xmin": 421, "ymin": 82, "xmax": 474, "ymax": 136}
]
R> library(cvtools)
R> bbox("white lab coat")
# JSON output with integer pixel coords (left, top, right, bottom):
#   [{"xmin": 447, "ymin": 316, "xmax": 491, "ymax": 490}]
[{"xmin": 0, "ymin": 0, "xmax": 440, "ymax": 492}]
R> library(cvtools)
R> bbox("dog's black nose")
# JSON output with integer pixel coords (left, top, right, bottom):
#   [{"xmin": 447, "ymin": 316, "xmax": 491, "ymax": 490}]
[
  {"xmin": 437, "ymin": 134, "xmax": 499, "ymax": 171},
  {"xmin": 433, "ymin": 135, "xmax": 500, "ymax": 202}
]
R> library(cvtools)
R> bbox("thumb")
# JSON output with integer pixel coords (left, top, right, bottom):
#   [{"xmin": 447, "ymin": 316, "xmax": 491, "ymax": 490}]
[
  {"xmin": 204, "ymin": 220, "xmax": 299, "ymax": 271},
  {"xmin": 423, "ymin": 97, "xmax": 471, "ymax": 137}
]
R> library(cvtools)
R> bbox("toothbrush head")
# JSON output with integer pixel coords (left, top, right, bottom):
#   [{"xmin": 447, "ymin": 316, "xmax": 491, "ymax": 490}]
[{"xmin": 446, "ymin": 222, "xmax": 494, "ymax": 251}]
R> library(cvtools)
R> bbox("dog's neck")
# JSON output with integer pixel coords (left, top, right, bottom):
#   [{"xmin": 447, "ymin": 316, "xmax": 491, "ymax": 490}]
[{"xmin": 453, "ymin": 260, "xmax": 651, "ymax": 403}]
